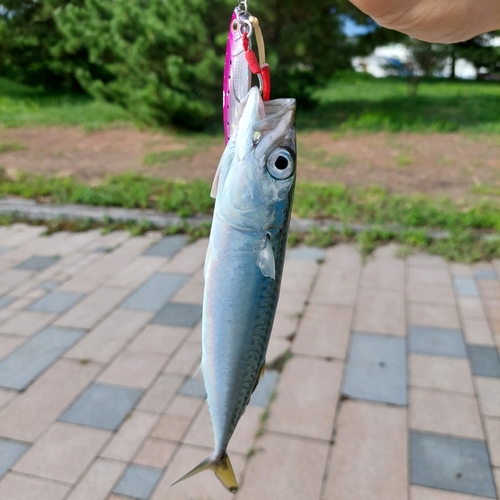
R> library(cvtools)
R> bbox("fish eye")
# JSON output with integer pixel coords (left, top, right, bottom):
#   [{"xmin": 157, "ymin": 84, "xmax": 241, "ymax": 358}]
[
  {"xmin": 231, "ymin": 20, "xmax": 239, "ymax": 32},
  {"xmin": 266, "ymin": 148, "xmax": 295, "ymax": 180}
]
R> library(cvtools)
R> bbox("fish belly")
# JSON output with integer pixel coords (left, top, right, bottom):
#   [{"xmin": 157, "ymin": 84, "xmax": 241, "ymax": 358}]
[{"xmin": 202, "ymin": 222, "xmax": 279, "ymax": 454}]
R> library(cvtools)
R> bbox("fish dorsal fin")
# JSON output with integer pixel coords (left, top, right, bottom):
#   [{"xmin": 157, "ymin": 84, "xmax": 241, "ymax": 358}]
[
  {"xmin": 210, "ymin": 135, "xmax": 237, "ymax": 199},
  {"xmin": 257, "ymin": 233, "xmax": 275, "ymax": 279}
]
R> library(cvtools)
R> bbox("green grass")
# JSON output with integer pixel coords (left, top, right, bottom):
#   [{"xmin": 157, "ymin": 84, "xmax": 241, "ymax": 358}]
[
  {"xmin": 4, "ymin": 74, "xmax": 500, "ymax": 134},
  {"xmin": 299, "ymin": 72, "xmax": 500, "ymax": 133},
  {"xmin": 300, "ymin": 145, "xmax": 351, "ymax": 169},
  {"xmin": 2, "ymin": 172, "xmax": 500, "ymax": 232},
  {"xmin": 2, "ymin": 171, "xmax": 500, "ymax": 261},
  {"xmin": 0, "ymin": 140, "xmax": 26, "ymax": 153},
  {"xmin": 0, "ymin": 78, "xmax": 132, "ymax": 130}
]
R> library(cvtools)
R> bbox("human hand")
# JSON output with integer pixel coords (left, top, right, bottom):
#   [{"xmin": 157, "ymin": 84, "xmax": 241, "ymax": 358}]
[{"xmin": 348, "ymin": 0, "xmax": 500, "ymax": 43}]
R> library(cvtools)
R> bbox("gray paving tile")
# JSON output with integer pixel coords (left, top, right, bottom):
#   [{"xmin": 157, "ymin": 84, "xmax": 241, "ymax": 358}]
[
  {"xmin": 59, "ymin": 383, "xmax": 143, "ymax": 431},
  {"xmin": 143, "ymin": 235, "xmax": 188, "ymax": 258},
  {"xmin": 453, "ymin": 277, "xmax": 479, "ymax": 296},
  {"xmin": 410, "ymin": 431, "xmax": 496, "ymax": 498},
  {"xmin": 343, "ymin": 332, "xmax": 407, "ymax": 406},
  {"xmin": 409, "ymin": 325, "xmax": 467, "ymax": 359},
  {"xmin": 28, "ymin": 291, "xmax": 83, "ymax": 314},
  {"xmin": 15, "ymin": 256, "xmax": 58, "ymax": 271},
  {"xmin": 287, "ymin": 246, "xmax": 325, "ymax": 261},
  {"xmin": 179, "ymin": 378, "xmax": 206, "ymax": 398},
  {"xmin": 473, "ymin": 269, "xmax": 498, "ymax": 280},
  {"xmin": 469, "ymin": 345, "xmax": 500, "ymax": 377},
  {"xmin": 0, "ymin": 438, "xmax": 29, "ymax": 478},
  {"xmin": 120, "ymin": 273, "xmax": 189, "ymax": 311},
  {"xmin": 113, "ymin": 465, "xmax": 162, "ymax": 499},
  {"xmin": 0, "ymin": 246, "xmax": 10, "ymax": 256},
  {"xmin": 250, "ymin": 369, "xmax": 279, "ymax": 407},
  {"xmin": 0, "ymin": 327, "xmax": 84, "ymax": 390},
  {"xmin": 151, "ymin": 303, "xmax": 202, "ymax": 328},
  {"xmin": 0, "ymin": 296, "xmax": 14, "ymax": 310}
]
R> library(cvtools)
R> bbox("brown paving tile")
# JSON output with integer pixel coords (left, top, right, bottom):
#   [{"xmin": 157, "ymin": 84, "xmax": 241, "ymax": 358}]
[
  {"xmin": 409, "ymin": 354, "xmax": 474, "ymax": 394},
  {"xmin": 0, "ymin": 388, "xmax": 16, "ymax": 410},
  {"xmin": 66, "ymin": 458, "xmax": 126, "ymax": 500},
  {"xmin": 266, "ymin": 336, "xmax": 290, "ymax": 364},
  {"xmin": 485, "ymin": 300, "xmax": 500, "ymax": 321},
  {"xmin": 134, "ymin": 438, "xmax": 177, "ymax": 468},
  {"xmin": 309, "ymin": 244, "xmax": 361, "ymax": 307},
  {"xmin": 293, "ymin": 304, "xmax": 353, "ymax": 359},
  {"xmin": 101, "ymin": 410, "xmax": 159, "ymax": 462},
  {"xmin": 0, "ymin": 359, "xmax": 100, "ymax": 442},
  {"xmin": 0, "ymin": 334, "xmax": 25, "ymax": 360},
  {"xmin": 166, "ymin": 395, "xmax": 203, "ymax": 418},
  {"xmin": 280, "ymin": 260, "xmax": 318, "ymax": 295},
  {"xmin": 494, "ymin": 468, "xmax": 500, "ymax": 499},
  {"xmin": 371, "ymin": 243, "xmax": 401, "ymax": 259},
  {"xmin": 276, "ymin": 290, "xmax": 309, "ymax": 316},
  {"xmin": 0, "ymin": 311, "xmax": 56, "ymax": 336},
  {"xmin": 136, "ymin": 373, "xmax": 185, "ymax": 413},
  {"xmin": 170, "ymin": 282, "xmax": 204, "ymax": 305},
  {"xmin": 457, "ymin": 297, "xmax": 486, "ymax": 318},
  {"xmin": 354, "ymin": 288, "xmax": 405, "ymax": 336},
  {"xmin": 161, "ymin": 238, "xmax": 208, "ymax": 274},
  {"xmin": 105, "ymin": 256, "xmax": 165, "ymax": 289},
  {"xmin": 410, "ymin": 388, "xmax": 483, "ymax": 439},
  {"xmin": 54, "ymin": 286, "xmax": 130, "ymax": 330},
  {"xmin": 13, "ymin": 422, "xmax": 110, "ymax": 483},
  {"xmin": 127, "ymin": 324, "xmax": 188, "ymax": 355},
  {"xmin": 267, "ymin": 357, "xmax": 343, "ymax": 440},
  {"xmin": 360, "ymin": 257, "xmax": 405, "ymax": 291},
  {"xmin": 409, "ymin": 303, "xmax": 460, "ymax": 329},
  {"xmin": 407, "ymin": 284, "xmax": 455, "ymax": 306},
  {"xmin": 65, "ymin": 310, "xmax": 153, "ymax": 363},
  {"xmin": 152, "ymin": 414, "xmax": 191, "ymax": 442},
  {"xmin": 324, "ymin": 400, "xmax": 407, "ymax": 500},
  {"xmin": 150, "ymin": 444, "xmax": 244, "ymax": 500},
  {"xmin": 183, "ymin": 403, "xmax": 261, "ymax": 455},
  {"xmin": 408, "ymin": 266, "xmax": 452, "ymax": 286},
  {"xmin": 407, "ymin": 253, "xmax": 447, "ymax": 268},
  {"xmin": 449, "ymin": 263, "xmax": 473, "ymax": 277},
  {"xmin": 477, "ymin": 279, "xmax": 500, "ymax": 300},
  {"xmin": 484, "ymin": 417, "xmax": 500, "ymax": 468},
  {"xmin": 0, "ymin": 270, "xmax": 32, "ymax": 295},
  {"xmin": 461, "ymin": 316, "xmax": 495, "ymax": 345},
  {"xmin": 0, "ymin": 472, "xmax": 70, "ymax": 500},
  {"xmin": 271, "ymin": 310, "xmax": 299, "ymax": 338},
  {"xmin": 164, "ymin": 341, "xmax": 201, "ymax": 376},
  {"xmin": 238, "ymin": 433, "xmax": 328, "ymax": 500},
  {"xmin": 410, "ymin": 485, "xmax": 487, "ymax": 500},
  {"xmin": 476, "ymin": 377, "xmax": 500, "ymax": 417},
  {"xmin": 98, "ymin": 351, "xmax": 168, "ymax": 389}
]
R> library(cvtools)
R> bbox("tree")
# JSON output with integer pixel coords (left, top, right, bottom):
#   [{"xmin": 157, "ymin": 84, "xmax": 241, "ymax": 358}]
[
  {"xmin": 456, "ymin": 31, "xmax": 500, "ymax": 77},
  {"xmin": 55, "ymin": 0, "xmax": 219, "ymax": 128},
  {"xmin": 0, "ymin": 0, "xmax": 86, "ymax": 89}
]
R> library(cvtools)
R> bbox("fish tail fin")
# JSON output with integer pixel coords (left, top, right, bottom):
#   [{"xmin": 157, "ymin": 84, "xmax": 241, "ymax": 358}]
[{"xmin": 171, "ymin": 452, "xmax": 238, "ymax": 494}]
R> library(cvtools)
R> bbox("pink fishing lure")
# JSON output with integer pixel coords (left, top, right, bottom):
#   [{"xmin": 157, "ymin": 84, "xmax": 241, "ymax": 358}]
[{"xmin": 223, "ymin": 8, "xmax": 252, "ymax": 144}]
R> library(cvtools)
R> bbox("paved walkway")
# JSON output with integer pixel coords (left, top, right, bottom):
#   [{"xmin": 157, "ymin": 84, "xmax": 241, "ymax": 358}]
[{"xmin": 0, "ymin": 224, "xmax": 498, "ymax": 500}]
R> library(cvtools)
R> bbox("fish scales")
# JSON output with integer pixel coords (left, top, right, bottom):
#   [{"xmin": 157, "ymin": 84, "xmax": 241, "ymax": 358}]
[{"xmin": 173, "ymin": 87, "xmax": 296, "ymax": 493}]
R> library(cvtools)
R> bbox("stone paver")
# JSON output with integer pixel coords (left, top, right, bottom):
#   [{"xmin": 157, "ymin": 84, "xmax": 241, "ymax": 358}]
[
  {"xmin": 12, "ymin": 421, "xmax": 110, "ymax": 483},
  {"xmin": 324, "ymin": 400, "xmax": 408, "ymax": 500},
  {"xmin": 0, "ymin": 231, "xmax": 499, "ymax": 500}
]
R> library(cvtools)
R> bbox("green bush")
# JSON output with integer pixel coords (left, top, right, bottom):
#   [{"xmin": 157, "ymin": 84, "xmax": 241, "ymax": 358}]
[{"xmin": 55, "ymin": 0, "xmax": 219, "ymax": 128}]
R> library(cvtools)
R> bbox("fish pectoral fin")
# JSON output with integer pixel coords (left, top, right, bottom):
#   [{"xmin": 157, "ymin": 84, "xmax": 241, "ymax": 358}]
[
  {"xmin": 172, "ymin": 453, "xmax": 238, "ymax": 494},
  {"xmin": 257, "ymin": 234, "xmax": 275, "ymax": 279}
]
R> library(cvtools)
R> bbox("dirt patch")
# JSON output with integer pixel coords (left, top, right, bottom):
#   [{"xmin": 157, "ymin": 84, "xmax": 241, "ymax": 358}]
[{"xmin": 1, "ymin": 127, "xmax": 499, "ymax": 200}]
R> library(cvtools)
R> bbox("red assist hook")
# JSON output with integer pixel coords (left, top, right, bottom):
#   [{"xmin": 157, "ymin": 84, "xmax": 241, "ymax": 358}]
[{"xmin": 242, "ymin": 30, "xmax": 271, "ymax": 101}]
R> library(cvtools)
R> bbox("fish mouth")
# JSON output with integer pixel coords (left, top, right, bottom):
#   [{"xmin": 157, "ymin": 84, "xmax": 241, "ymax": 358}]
[{"xmin": 236, "ymin": 88, "xmax": 296, "ymax": 160}]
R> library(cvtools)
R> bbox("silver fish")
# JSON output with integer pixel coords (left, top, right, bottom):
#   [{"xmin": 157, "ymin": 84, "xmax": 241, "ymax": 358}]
[{"xmin": 173, "ymin": 86, "xmax": 296, "ymax": 493}]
